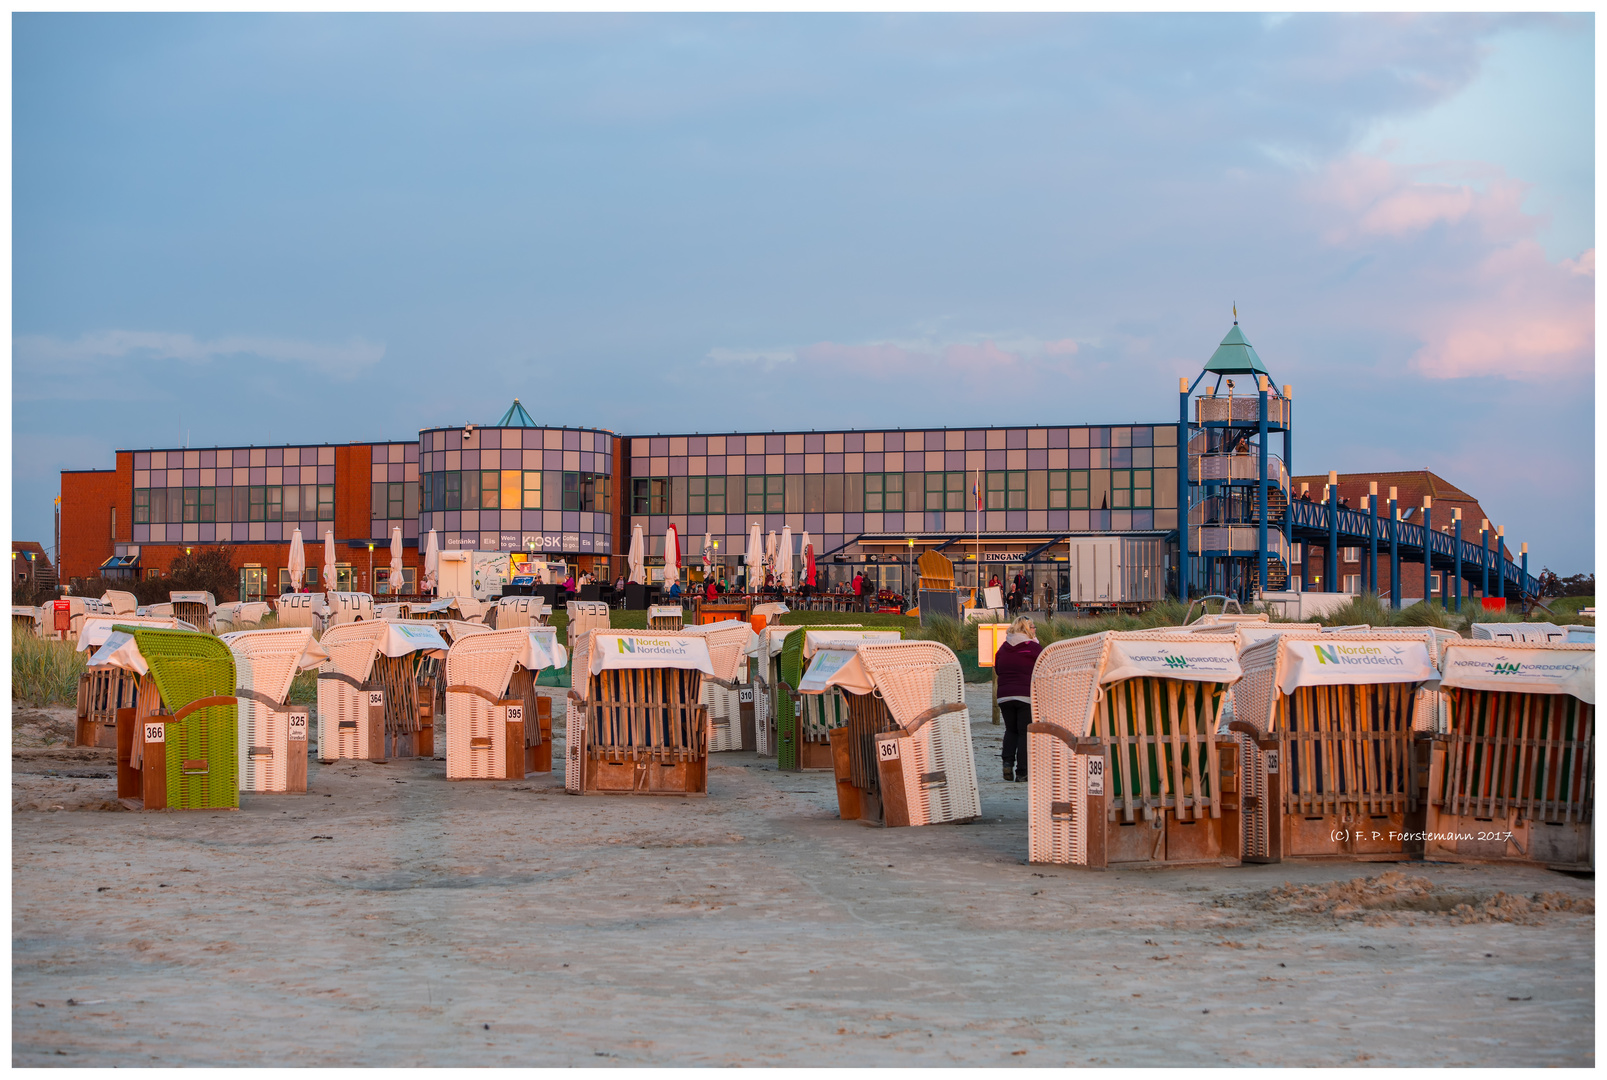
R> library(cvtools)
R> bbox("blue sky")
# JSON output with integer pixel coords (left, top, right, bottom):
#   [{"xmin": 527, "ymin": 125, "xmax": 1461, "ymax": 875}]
[{"xmin": 12, "ymin": 13, "xmax": 1595, "ymax": 572}]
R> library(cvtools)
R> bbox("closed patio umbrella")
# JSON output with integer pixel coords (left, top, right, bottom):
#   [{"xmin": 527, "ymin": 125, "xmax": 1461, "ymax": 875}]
[
  {"xmin": 422, "ymin": 529, "xmax": 439, "ymax": 596},
  {"xmin": 777, "ymin": 525, "xmax": 794, "ymax": 588},
  {"xmin": 665, "ymin": 523, "xmax": 681, "ymax": 589},
  {"xmin": 800, "ymin": 530, "xmax": 816, "ymax": 588},
  {"xmin": 766, "ymin": 531, "xmax": 777, "ymax": 578},
  {"xmin": 745, "ymin": 522, "xmax": 762, "ymax": 589},
  {"xmin": 323, "ymin": 531, "xmax": 337, "ymax": 595},
  {"xmin": 628, "ymin": 524, "xmax": 647, "ymax": 585},
  {"xmin": 287, "ymin": 529, "xmax": 306, "ymax": 593},
  {"xmin": 389, "ymin": 527, "xmax": 404, "ymax": 596},
  {"xmin": 702, "ymin": 531, "xmax": 713, "ymax": 575}
]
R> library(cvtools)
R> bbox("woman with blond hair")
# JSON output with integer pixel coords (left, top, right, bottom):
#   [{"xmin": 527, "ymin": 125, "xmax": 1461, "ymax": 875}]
[{"xmin": 993, "ymin": 616, "xmax": 1043, "ymax": 782}]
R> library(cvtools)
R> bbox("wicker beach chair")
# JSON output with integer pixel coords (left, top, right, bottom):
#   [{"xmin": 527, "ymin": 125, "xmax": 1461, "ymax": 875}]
[
  {"xmin": 443, "ymin": 627, "xmax": 567, "ymax": 780},
  {"xmin": 566, "ymin": 601, "xmax": 611, "ymax": 654},
  {"xmin": 169, "ymin": 591, "xmax": 217, "ymax": 632},
  {"xmin": 801, "ymin": 640, "xmax": 980, "ymax": 827},
  {"xmin": 74, "ymin": 616, "xmax": 201, "ymax": 748},
  {"xmin": 324, "ymin": 591, "xmax": 376, "ymax": 628},
  {"xmin": 316, "ymin": 621, "xmax": 449, "ymax": 762},
  {"xmin": 565, "ymin": 630, "xmax": 715, "ymax": 796},
  {"xmin": 785, "ymin": 629, "xmax": 904, "ymax": 771},
  {"xmin": 222, "ymin": 628, "xmax": 326, "ymax": 794},
  {"xmin": 103, "ymin": 590, "xmax": 139, "ymax": 616},
  {"xmin": 1232, "ymin": 632, "xmax": 1444, "ymax": 863},
  {"xmin": 215, "ymin": 601, "xmax": 272, "ymax": 632},
  {"xmin": 647, "ymin": 604, "xmax": 685, "ymax": 630},
  {"xmin": 1027, "ymin": 631, "xmax": 1247, "ymax": 868},
  {"xmin": 91, "ymin": 626, "xmax": 239, "ymax": 811},
  {"xmin": 489, "ymin": 595, "xmax": 550, "ymax": 630},
  {"xmin": 1421, "ymin": 640, "xmax": 1593, "ymax": 870},
  {"xmin": 681, "ymin": 619, "xmax": 760, "ymax": 752},
  {"xmin": 274, "ymin": 592, "xmax": 328, "ymax": 632}
]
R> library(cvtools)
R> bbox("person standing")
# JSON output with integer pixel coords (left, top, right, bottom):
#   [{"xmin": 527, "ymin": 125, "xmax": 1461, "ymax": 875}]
[{"xmin": 993, "ymin": 616, "xmax": 1042, "ymax": 782}]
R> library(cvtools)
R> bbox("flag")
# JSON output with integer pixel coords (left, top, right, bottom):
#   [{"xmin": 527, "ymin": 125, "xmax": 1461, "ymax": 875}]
[{"xmin": 973, "ymin": 477, "xmax": 982, "ymax": 513}]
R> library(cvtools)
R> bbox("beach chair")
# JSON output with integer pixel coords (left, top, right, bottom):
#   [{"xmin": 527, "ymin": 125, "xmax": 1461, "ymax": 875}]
[
  {"xmin": 1232, "ymin": 632, "xmax": 1443, "ymax": 862},
  {"xmin": 324, "ymin": 591, "xmax": 376, "ymax": 628},
  {"xmin": 55, "ymin": 595, "xmax": 115, "ymax": 640},
  {"xmin": 316, "ymin": 621, "xmax": 449, "ymax": 762},
  {"xmin": 169, "ymin": 591, "xmax": 217, "ymax": 631},
  {"xmin": 274, "ymin": 592, "xmax": 328, "ymax": 632},
  {"xmin": 103, "ymin": 590, "xmax": 139, "ymax": 616},
  {"xmin": 1421, "ymin": 640, "xmax": 1593, "ymax": 870},
  {"xmin": 566, "ymin": 600, "xmax": 611, "ymax": 652},
  {"xmin": 489, "ymin": 595, "xmax": 550, "ymax": 630},
  {"xmin": 89, "ymin": 626, "xmax": 239, "ymax": 811},
  {"xmin": 13, "ymin": 606, "xmax": 45, "ymax": 638},
  {"xmin": 751, "ymin": 602, "xmax": 789, "ymax": 633},
  {"xmin": 222, "ymin": 628, "xmax": 327, "ymax": 793},
  {"xmin": 215, "ymin": 601, "xmax": 272, "ymax": 632},
  {"xmin": 800, "ymin": 640, "xmax": 980, "ymax": 827},
  {"xmin": 74, "ymin": 616, "xmax": 201, "ymax": 748},
  {"xmin": 647, "ymin": 604, "xmax": 685, "ymax": 630},
  {"xmin": 1027, "ymin": 631, "xmax": 1246, "ymax": 868},
  {"xmin": 681, "ymin": 619, "xmax": 760, "ymax": 752},
  {"xmin": 444, "ymin": 627, "xmax": 567, "ymax": 779},
  {"xmin": 565, "ymin": 630, "xmax": 716, "ymax": 796}
]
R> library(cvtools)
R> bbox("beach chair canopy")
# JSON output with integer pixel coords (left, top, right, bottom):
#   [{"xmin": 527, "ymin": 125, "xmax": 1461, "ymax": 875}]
[
  {"xmin": 679, "ymin": 619, "xmax": 759, "ymax": 682},
  {"xmin": 77, "ymin": 615, "xmax": 200, "ymax": 652},
  {"xmin": 581, "ymin": 632, "xmax": 715, "ymax": 692},
  {"xmin": 170, "ymin": 591, "xmax": 217, "ymax": 613},
  {"xmin": 1439, "ymin": 640, "xmax": 1593, "ymax": 703},
  {"xmin": 220, "ymin": 627, "xmax": 329, "ymax": 672}
]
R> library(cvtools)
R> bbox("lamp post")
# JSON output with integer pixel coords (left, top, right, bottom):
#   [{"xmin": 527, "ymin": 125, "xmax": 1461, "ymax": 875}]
[
  {"xmin": 1480, "ymin": 519, "xmax": 1490, "ymax": 601},
  {"xmin": 367, "ymin": 543, "xmax": 375, "ymax": 594},
  {"xmin": 1497, "ymin": 525, "xmax": 1506, "ymax": 603},
  {"xmin": 1367, "ymin": 482, "xmax": 1378, "ymax": 594},
  {"xmin": 1421, "ymin": 496, "xmax": 1433, "ymax": 606},
  {"xmin": 1453, "ymin": 508, "xmax": 1463, "ymax": 612},
  {"xmin": 1520, "ymin": 543, "xmax": 1529, "ymax": 606},
  {"xmin": 907, "ymin": 538, "xmax": 915, "ymax": 609},
  {"xmin": 1326, "ymin": 471, "xmax": 1339, "ymax": 593},
  {"xmin": 1389, "ymin": 487, "xmax": 1400, "ymax": 609}
]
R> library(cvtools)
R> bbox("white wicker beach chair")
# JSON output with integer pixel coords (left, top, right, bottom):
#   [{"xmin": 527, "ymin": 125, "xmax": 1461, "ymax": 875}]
[
  {"xmin": 169, "ymin": 591, "xmax": 217, "ymax": 631},
  {"xmin": 324, "ymin": 591, "xmax": 376, "ymax": 628},
  {"xmin": 443, "ymin": 627, "xmax": 566, "ymax": 780},
  {"xmin": 1232, "ymin": 631, "xmax": 1443, "ymax": 863},
  {"xmin": 490, "ymin": 595, "xmax": 550, "ymax": 629},
  {"xmin": 1422, "ymin": 640, "xmax": 1593, "ymax": 870},
  {"xmin": 316, "ymin": 621, "xmax": 448, "ymax": 762},
  {"xmin": 801, "ymin": 639, "xmax": 980, "ymax": 828},
  {"xmin": 223, "ymin": 628, "xmax": 326, "ymax": 793},
  {"xmin": 103, "ymin": 590, "xmax": 139, "ymax": 616},
  {"xmin": 565, "ymin": 630, "xmax": 714, "ymax": 796},
  {"xmin": 1027, "ymin": 631, "xmax": 1247, "ymax": 868}
]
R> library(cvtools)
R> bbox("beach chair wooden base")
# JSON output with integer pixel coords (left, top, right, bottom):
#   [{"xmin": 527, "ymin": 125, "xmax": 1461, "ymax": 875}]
[
  {"xmin": 525, "ymin": 696, "xmax": 554, "ymax": 774},
  {"xmin": 581, "ymin": 755, "xmax": 707, "ymax": 796}
]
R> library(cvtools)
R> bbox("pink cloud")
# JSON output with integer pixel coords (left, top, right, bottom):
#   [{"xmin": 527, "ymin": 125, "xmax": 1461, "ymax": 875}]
[
  {"xmin": 1039, "ymin": 338, "xmax": 1080, "ymax": 356},
  {"xmin": 1308, "ymin": 156, "xmax": 1593, "ymax": 380}
]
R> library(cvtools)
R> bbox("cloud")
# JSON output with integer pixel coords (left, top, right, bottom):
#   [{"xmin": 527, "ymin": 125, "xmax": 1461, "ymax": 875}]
[
  {"xmin": 13, "ymin": 330, "xmax": 386, "ymax": 381},
  {"xmin": 705, "ymin": 335, "xmax": 1080, "ymax": 378},
  {"xmin": 1307, "ymin": 156, "xmax": 1593, "ymax": 380}
]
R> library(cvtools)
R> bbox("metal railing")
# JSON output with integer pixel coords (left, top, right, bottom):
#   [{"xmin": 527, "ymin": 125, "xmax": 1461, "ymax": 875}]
[
  {"xmin": 1195, "ymin": 396, "xmax": 1290, "ymax": 426},
  {"xmin": 1190, "ymin": 525, "xmax": 1290, "ymax": 563},
  {"xmin": 1189, "ymin": 453, "xmax": 1289, "ymax": 490}
]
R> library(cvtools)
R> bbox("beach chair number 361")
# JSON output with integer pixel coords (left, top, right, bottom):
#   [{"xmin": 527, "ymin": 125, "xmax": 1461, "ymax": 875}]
[{"xmin": 878, "ymin": 740, "xmax": 900, "ymax": 762}]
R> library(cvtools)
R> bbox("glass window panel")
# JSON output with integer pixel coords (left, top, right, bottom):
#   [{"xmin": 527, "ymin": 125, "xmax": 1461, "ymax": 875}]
[
  {"xmin": 267, "ymin": 487, "xmax": 283, "ymax": 522},
  {"xmin": 671, "ymin": 476, "xmax": 688, "ymax": 515},
  {"xmin": 804, "ymin": 474, "xmax": 824, "ymax": 513},
  {"xmin": 404, "ymin": 480, "xmax": 419, "ymax": 519},
  {"xmin": 134, "ymin": 489, "xmax": 150, "ymax": 525},
  {"xmin": 885, "ymin": 472, "xmax": 903, "ymax": 513},
  {"xmin": 1028, "ymin": 471, "xmax": 1048, "ymax": 510},
  {"xmin": 864, "ymin": 472, "xmax": 883, "ymax": 512},
  {"xmin": 543, "ymin": 471, "xmax": 562, "ymax": 511},
  {"xmin": 501, "ymin": 470, "xmax": 522, "ymax": 510},
  {"xmin": 844, "ymin": 472, "xmax": 863, "ymax": 513},
  {"xmin": 986, "ymin": 472, "xmax": 1006, "ymax": 510},
  {"xmin": 824, "ymin": 474, "xmax": 844, "ymax": 513},
  {"xmin": 523, "ymin": 470, "xmax": 541, "ymax": 510},
  {"xmin": 182, "ymin": 487, "xmax": 199, "ymax": 523},
  {"xmin": 372, "ymin": 483, "xmax": 386, "ymax": 518},
  {"xmin": 250, "ymin": 487, "xmax": 266, "ymax": 522},
  {"xmin": 318, "ymin": 485, "xmax": 334, "ymax": 519},
  {"xmin": 480, "ymin": 470, "xmax": 499, "ymax": 510},
  {"xmin": 746, "ymin": 475, "xmax": 765, "ymax": 514}
]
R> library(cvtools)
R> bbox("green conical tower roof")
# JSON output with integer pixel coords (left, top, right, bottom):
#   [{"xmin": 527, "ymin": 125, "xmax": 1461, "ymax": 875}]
[
  {"xmin": 1203, "ymin": 322, "xmax": 1269, "ymax": 376},
  {"xmin": 495, "ymin": 399, "xmax": 538, "ymax": 427}
]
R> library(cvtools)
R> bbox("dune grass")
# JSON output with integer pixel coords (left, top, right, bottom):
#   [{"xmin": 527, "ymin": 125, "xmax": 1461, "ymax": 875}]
[{"xmin": 13, "ymin": 634, "xmax": 86, "ymax": 707}]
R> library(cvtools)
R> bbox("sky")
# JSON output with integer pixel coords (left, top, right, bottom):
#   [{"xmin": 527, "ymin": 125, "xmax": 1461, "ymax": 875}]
[{"xmin": 11, "ymin": 13, "xmax": 1596, "ymax": 573}]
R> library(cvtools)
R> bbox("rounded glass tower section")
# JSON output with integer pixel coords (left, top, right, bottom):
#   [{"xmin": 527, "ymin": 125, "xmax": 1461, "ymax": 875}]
[{"xmin": 417, "ymin": 421, "xmax": 616, "ymax": 565}]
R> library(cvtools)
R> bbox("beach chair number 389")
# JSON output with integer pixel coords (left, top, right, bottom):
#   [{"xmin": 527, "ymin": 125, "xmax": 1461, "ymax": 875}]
[{"xmin": 1086, "ymin": 756, "xmax": 1104, "ymax": 795}]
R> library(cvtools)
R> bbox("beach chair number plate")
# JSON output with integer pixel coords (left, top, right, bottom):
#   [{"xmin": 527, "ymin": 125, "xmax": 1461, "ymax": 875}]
[
  {"xmin": 878, "ymin": 739, "xmax": 900, "ymax": 762},
  {"xmin": 287, "ymin": 711, "xmax": 308, "ymax": 740},
  {"xmin": 1264, "ymin": 750, "xmax": 1279, "ymax": 774},
  {"xmin": 506, "ymin": 705, "xmax": 523, "ymax": 723},
  {"xmin": 739, "ymin": 688, "xmax": 754, "ymax": 703},
  {"xmin": 1086, "ymin": 756, "xmax": 1104, "ymax": 796},
  {"xmin": 144, "ymin": 723, "xmax": 165, "ymax": 744},
  {"xmin": 368, "ymin": 691, "xmax": 384, "ymax": 708}
]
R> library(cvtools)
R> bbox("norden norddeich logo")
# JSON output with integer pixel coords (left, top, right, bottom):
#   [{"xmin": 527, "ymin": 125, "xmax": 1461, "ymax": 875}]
[{"xmin": 1312, "ymin": 643, "xmax": 1407, "ymax": 667}]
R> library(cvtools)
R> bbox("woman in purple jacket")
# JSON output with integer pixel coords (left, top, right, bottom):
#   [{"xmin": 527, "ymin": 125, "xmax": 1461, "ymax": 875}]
[{"xmin": 993, "ymin": 616, "xmax": 1043, "ymax": 782}]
